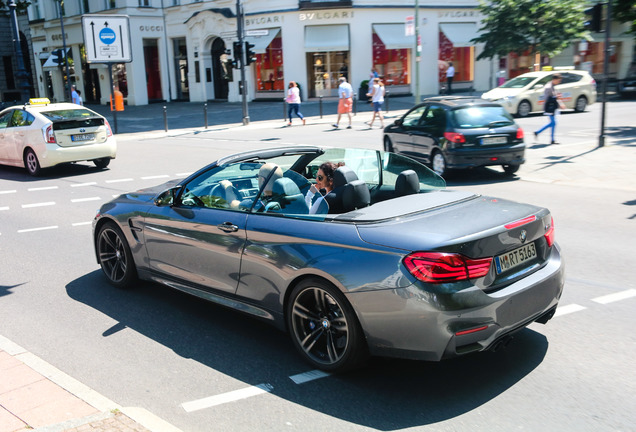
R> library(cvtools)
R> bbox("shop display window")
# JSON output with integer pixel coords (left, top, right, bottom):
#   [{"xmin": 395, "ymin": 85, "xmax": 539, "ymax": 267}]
[
  {"xmin": 438, "ymin": 31, "xmax": 474, "ymax": 83},
  {"xmin": 255, "ymin": 33, "xmax": 284, "ymax": 91},
  {"xmin": 372, "ymin": 33, "xmax": 410, "ymax": 86}
]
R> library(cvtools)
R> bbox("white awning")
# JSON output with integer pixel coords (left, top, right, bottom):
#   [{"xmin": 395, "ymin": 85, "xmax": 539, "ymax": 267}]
[
  {"xmin": 373, "ymin": 24, "xmax": 412, "ymax": 50},
  {"xmin": 439, "ymin": 23, "xmax": 478, "ymax": 47},
  {"xmin": 304, "ymin": 25, "xmax": 349, "ymax": 52},
  {"xmin": 245, "ymin": 29, "xmax": 281, "ymax": 54}
]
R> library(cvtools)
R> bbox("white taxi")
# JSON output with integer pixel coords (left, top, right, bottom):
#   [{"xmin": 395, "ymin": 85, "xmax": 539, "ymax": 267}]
[
  {"xmin": 0, "ymin": 98, "xmax": 116, "ymax": 176},
  {"xmin": 482, "ymin": 70, "xmax": 597, "ymax": 117}
]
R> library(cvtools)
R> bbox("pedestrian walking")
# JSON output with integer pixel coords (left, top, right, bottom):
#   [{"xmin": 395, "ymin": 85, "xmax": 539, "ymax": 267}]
[
  {"xmin": 333, "ymin": 77, "xmax": 353, "ymax": 129},
  {"xmin": 76, "ymin": 90, "xmax": 83, "ymax": 106},
  {"xmin": 71, "ymin": 85, "xmax": 81, "ymax": 105},
  {"xmin": 446, "ymin": 62, "xmax": 455, "ymax": 95},
  {"xmin": 534, "ymin": 73, "xmax": 565, "ymax": 145},
  {"xmin": 366, "ymin": 77, "xmax": 385, "ymax": 128},
  {"xmin": 285, "ymin": 81, "xmax": 305, "ymax": 126}
]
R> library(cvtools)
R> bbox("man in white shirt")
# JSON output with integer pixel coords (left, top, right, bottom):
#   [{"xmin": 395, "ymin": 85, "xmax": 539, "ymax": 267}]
[
  {"xmin": 446, "ymin": 62, "xmax": 455, "ymax": 95},
  {"xmin": 333, "ymin": 77, "xmax": 353, "ymax": 129}
]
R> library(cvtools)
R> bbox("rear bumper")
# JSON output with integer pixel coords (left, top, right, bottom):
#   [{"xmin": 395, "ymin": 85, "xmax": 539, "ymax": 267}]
[
  {"xmin": 446, "ymin": 144, "xmax": 525, "ymax": 169},
  {"xmin": 350, "ymin": 243, "xmax": 564, "ymax": 362},
  {"xmin": 38, "ymin": 136, "xmax": 117, "ymax": 168}
]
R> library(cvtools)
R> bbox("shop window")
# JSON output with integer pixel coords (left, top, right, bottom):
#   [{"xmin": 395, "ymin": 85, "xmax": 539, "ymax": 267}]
[
  {"xmin": 255, "ymin": 33, "xmax": 284, "ymax": 92},
  {"xmin": 372, "ymin": 33, "xmax": 410, "ymax": 86},
  {"xmin": 438, "ymin": 31, "xmax": 474, "ymax": 83}
]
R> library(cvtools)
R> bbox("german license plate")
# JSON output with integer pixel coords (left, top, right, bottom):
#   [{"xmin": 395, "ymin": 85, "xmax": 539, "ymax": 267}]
[
  {"xmin": 482, "ymin": 136, "xmax": 508, "ymax": 145},
  {"xmin": 71, "ymin": 133, "xmax": 94, "ymax": 142},
  {"xmin": 494, "ymin": 242, "xmax": 537, "ymax": 274}
]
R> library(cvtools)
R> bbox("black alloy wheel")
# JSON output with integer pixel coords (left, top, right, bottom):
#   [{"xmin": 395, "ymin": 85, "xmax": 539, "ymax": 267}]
[
  {"xmin": 287, "ymin": 279, "xmax": 367, "ymax": 372},
  {"xmin": 97, "ymin": 222, "xmax": 136, "ymax": 289}
]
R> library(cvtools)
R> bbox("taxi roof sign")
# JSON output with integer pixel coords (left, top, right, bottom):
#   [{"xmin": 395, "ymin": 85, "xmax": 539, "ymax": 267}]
[{"xmin": 28, "ymin": 98, "xmax": 51, "ymax": 105}]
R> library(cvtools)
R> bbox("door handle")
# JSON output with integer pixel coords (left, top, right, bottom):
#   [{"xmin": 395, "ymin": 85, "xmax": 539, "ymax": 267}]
[{"xmin": 217, "ymin": 222, "xmax": 239, "ymax": 232}]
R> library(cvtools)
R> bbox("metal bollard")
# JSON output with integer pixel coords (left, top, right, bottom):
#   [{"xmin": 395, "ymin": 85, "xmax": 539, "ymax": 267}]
[
  {"xmin": 353, "ymin": 93, "xmax": 357, "ymax": 116},
  {"xmin": 204, "ymin": 103, "xmax": 208, "ymax": 129},
  {"xmin": 385, "ymin": 90, "xmax": 390, "ymax": 113},
  {"xmin": 283, "ymin": 101, "xmax": 287, "ymax": 122},
  {"xmin": 163, "ymin": 106, "xmax": 168, "ymax": 132},
  {"xmin": 319, "ymin": 96, "xmax": 323, "ymax": 119}
]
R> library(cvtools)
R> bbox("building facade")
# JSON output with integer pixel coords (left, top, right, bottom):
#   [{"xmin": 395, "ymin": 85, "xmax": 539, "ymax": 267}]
[{"xmin": 26, "ymin": 0, "xmax": 635, "ymax": 106}]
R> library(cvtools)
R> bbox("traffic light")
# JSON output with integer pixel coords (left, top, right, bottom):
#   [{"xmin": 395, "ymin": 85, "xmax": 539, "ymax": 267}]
[
  {"xmin": 584, "ymin": 3, "xmax": 602, "ymax": 33},
  {"xmin": 245, "ymin": 41, "xmax": 256, "ymax": 66},
  {"xmin": 51, "ymin": 48, "xmax": 66, "ymax": 66},
  {"xmin": 233, "ymin": 41, "xmax": 242, "ymax": 67}
]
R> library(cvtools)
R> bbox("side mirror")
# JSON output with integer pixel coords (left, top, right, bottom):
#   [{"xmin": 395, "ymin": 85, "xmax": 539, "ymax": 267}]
[
  {"xmin": 155, "ymin": 187, "xmax": 178, "ymax": 207},
  {"xmin": 394, "ymin": 118, "xmax": 403, "ymax": 126},
  {"xmin": 533, "ymin": 84, "xmax": 545, "ymax": 89}
]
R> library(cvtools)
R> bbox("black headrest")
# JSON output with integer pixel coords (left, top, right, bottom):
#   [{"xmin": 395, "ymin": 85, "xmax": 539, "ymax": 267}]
[
  {"xmin": 333, "ymin": 166, "xmax": 358, "ymax": 188},
  {"xmin": 396, "ymin": 170, "xmax": 419, "ymax": 197},
  {"xmin": 342, "ymin": 180, "xmax": 370, "ymax": 212}
]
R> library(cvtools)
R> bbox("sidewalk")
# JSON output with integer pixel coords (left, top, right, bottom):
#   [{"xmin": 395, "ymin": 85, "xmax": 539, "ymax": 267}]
[{"xmin": 0, "ymin": 336, "xmax": 180, "ymax": 432}]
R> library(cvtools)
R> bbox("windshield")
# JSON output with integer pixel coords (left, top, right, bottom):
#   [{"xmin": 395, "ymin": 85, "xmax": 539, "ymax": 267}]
[
  {"xmin": 452, "ymin": 106, "xmax": 515, "ymax": 129},
  {"xmin": 499, "ymin": 76, "xmax": 538, "ymax": 89},
  {"xmin": 41, "ymin": 109, "xmax": 97, "ymax": 121}
]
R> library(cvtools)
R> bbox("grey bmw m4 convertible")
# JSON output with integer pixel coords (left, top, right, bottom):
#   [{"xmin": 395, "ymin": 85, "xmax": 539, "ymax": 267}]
[{"xmin": 93, "ymin": 146, "xmax": 564, "ymax": 372}]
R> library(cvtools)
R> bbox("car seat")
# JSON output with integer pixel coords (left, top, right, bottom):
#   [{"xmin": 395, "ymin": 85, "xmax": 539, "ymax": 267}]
[{"xmin": 324, "ymin": 166, "xmax": 364, "ymax": 213}]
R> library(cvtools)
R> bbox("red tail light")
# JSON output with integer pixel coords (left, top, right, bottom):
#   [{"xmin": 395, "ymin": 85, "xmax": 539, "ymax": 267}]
[
  {"xmin": 516, "ymin": 128, "xmax": 524, "ymax": 139},
  {"xmin": 404, "ymin": 252, "xmax": 493, "ymax": 284},
  {"xmin": 444, "ymin": 132, "xmax": 466, "ymax": 144},
  {"xmin": 544, "ymin": 217, "xmax": 555, "ymax": 247},
  {"xmin": 45, "ymin": 125, "xmax": 56, "ymax": 143},
  {"xmin": 105, "ymin": 119, "xmax": 113, "ymax": 137}
]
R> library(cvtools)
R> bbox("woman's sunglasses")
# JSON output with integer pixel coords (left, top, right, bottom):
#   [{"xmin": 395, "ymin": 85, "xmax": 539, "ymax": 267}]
[{"xmin": 316, "ymin": 175, "xmax": 324, "ymax": 181}]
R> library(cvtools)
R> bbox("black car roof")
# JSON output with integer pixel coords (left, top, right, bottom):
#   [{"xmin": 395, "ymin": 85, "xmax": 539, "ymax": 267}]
[{"xmin": 420, "ymin": 96, "xmax": 501, "ymax": 109}]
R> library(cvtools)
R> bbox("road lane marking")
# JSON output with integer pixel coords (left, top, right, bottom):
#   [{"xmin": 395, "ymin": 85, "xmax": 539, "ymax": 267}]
[
  {"xmin": 28, "ymin": 186, "xmax": 59, "ymax": 191},
  {"xmin": 71, "ymin": 197, "xmax": 101, "ymax": 203},
  {"xmin": 71, "ymin": 182, "xmax": 97, "ymax": 187},
  {"xmin": 18, "ymin": 226, "xmax": 58, "ymax": 233},
  {"xmin": 105, "ymin": 178, "xmax": 134, "ymax": 183},
  {"xmin": 554, "ymin": 304, "xmax": 586, "ymax": 317},
  {"xmin": 289, "ymin": 370, "xmax": 331, "ymax": 384},
  {"xmin": 141, "ymin": 175, "xmax": 170, "ymax": 180},
  {"xmin": 0, "ymin": 206, "xmax": 8, "ymax": 211},
  {"xmin": 181, "ymin": 383, "xmax": 273, "ymax": 412},
  {"xmin": 0, "ymin": 189, "xmax": 17, "ymax": 194},
  {"xmin": 592, "ymin": 289, "xmax": 636, "ymax": 305},
  {"xmin": 72, "ymin": 221, "xmax": 93, "ymax": 226},
  {"xmin": 21, "ymin": 202, "xmax": 55, "ymax": 208}
]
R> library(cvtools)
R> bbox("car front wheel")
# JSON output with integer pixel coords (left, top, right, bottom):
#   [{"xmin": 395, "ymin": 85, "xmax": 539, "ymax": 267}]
[
  {"xmin": 24, "ymin": 148, "xmax": 41, "ymax": 176},
  {"xmin": 575, "ymin": 96, "xmax": 587, "ymax": 112},
  {"xmin": 516, "ymin": 100, "xmax": 532, "ymax": 117},
  {"xmin": 287, "ymin": 278, "xmax": 367, "ymax": 372},
  {"xmin": 96, "ymin": 222, "xmax": 137, "ymax": 289}
]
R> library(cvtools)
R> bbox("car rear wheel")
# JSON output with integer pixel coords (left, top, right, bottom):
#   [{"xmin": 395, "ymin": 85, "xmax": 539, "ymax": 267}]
[
  {"xmin": 516, "ymin": 100, "xmax": 532, "ymax": 118},
  {"xmin": 574, "ymin": 96, "xmax": 587, "ymax": 112},
  {"xmin": 383, "ymin": 136, "xmax": 394, "ymax": 152},
  {"xmin": 287, "ymin": 278, "xmax": 367, "ymax": 372},
  {"xmin": 94, "ymin": 158, "xmax": 111, "ymax": 169},
  {"xmin": 431, "ymin": 151, "xmax": 447, "ymax": 177},
  {"xmin": 502, "ymin": 163, "xmax": 521, "ymax": 175},
  {"xmin": 96, "ymin": 222, "xmax": 137, "ymax": 289},
  {"xmin": 24, "ymin": 148, "xmax": 41, "ymax": 176}
]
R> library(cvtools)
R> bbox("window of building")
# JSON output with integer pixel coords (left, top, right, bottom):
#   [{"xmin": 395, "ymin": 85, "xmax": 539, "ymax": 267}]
[
  {"xmin": 108, "ymin": 0, "xmax": 117, "ymax": 8},
  {"xmin": 255, "ymin": 32, "xmax": 284, "ymax": 92},
  {"xmin": 372, "ymin": 32, "xmax": 410, "ymax": 87},
  {"xmin": 29, "ymin": 0, "xmax": 42, "ymax": 20},
  {"xmin": 139, "ymin": 0, "xmax": 150, "ymax": 6}
]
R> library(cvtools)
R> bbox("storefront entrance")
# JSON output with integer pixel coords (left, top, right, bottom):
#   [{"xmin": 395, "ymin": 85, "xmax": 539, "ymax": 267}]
[
  {"xmin": 211, "ymin": 38, "xmax": 229, "ymax": 100},
  {"xmin": 143, "ymin": 39, "xmax": 163, "ymax": 102},
  {"xmin": 307, "ymin": 51, "xmax": 349, "ymax": 98}
]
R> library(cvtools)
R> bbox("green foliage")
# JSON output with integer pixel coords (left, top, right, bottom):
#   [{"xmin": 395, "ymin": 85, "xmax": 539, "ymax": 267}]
[
  {"xmin": 614, "ymin": 0, "xmax": 636, "ymax": 36},
  {"xmin": 471, "ymin": 0, "xmax": 587, "ymax": 61}
]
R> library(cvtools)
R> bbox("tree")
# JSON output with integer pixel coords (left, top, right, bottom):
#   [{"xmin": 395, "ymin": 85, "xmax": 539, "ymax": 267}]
[
  {"xmin": 614, "ymin": 0, "xmax": 636, "ymax": 36},
  {"xmin": 471, "ymin": 0, "xmax": 588, "ymax": 61}
]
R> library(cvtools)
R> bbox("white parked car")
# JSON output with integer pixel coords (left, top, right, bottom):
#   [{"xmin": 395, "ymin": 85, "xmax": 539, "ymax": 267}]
[
  {"xmin": 0, "ymin": 98, "xmax": 116, "ymax": 176},
  {"xmin": 482, "ymin": 70, "xmax": 597, "ymax": 117}
]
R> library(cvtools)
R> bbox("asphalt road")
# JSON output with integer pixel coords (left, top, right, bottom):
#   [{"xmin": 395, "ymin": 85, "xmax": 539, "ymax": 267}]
[{"xmin": 1, "ymin": 100, "xmax": 635, "ymax": 432}]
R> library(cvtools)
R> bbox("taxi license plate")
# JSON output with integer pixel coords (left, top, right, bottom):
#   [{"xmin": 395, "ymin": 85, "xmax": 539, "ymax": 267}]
[
  {"xmin": 482, "ymin": 136, "xmax": 508, "ymax": 145},
  {"xmin": 495, "ymin": 243, "xmax": 537, "ymax": 274},
  {"xmin": 71, "ymin": 133, "xmax": 94, "ymax": 142}
]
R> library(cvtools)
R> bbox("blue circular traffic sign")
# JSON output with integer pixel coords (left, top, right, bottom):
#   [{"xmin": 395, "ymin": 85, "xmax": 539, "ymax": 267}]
[{"xmin": 99, "ymin": 28, "xmax": 116, "ymax": 45}]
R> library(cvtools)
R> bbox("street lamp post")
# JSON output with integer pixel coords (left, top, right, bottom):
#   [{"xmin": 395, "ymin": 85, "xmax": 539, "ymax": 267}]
[
  {"xmin": 8, "ymin": 0, "xmax": 31, "ymax": 103},
  {"xmin": 56, "ymin": 0, "xmax": 72, "ymax": 102}
]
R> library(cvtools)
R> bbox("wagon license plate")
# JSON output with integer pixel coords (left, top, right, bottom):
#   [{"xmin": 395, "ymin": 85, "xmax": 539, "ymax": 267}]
[
  {"xmin": 482, "ymin": 136, "xmax": 508, "ymax": 145},
  {"xmin": 71, "ymin": 133, "xmax": 94, "ymax": 142},
  {"xmin": 494, "ymin": 243, "xmax": 537, "ymax": 274}
]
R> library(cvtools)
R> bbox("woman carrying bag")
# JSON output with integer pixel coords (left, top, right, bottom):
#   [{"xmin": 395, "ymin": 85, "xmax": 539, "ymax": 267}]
[{"xmin": 534, "ymin": 73, "xmax": 566, "ymax": 144}]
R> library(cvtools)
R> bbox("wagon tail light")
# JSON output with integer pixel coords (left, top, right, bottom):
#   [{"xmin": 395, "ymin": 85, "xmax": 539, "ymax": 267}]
[
  {"xmin": 44, "ymin": 124, "xmax": 56, "ymax": 143},
  {"xmin": 444, "ymin": 132, "xmax": 466, "ymax": 144},
  {"xmin": 404, "ymin": 252, "xmax": 492, "ymax": 284},
  {"xmin": 105, "ymin": 119, "xmax": 113, "ymax": 137}
]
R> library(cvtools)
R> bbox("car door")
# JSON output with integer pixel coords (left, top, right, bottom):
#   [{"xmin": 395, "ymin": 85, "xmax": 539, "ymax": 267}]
[
  {"xmin": 558, "ymin": 72, "xmax": 578, "ymax": 109},
  {"xmin": 142, "ymin": 164, "xmax": 252, "ymax": 294},
  {"xmin": 392, "ymin": 105, "xmax": 427, "ymax": 156},
  {"xmin": 6, "ymin": 109, "xmax": 36, "ymax": 162},
  {"xmin": 410, "ymin": 104, "xmax": 446, "ymax": 162},
  {"xmin": 0, "ymin": 110, "xmax": 14, "ymax": 163}
]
